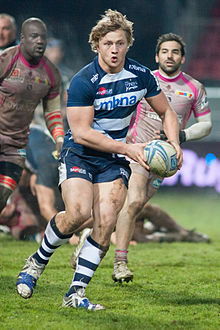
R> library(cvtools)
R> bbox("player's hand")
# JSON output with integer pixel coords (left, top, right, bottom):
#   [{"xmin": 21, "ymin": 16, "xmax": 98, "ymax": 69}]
[
  {"xmin": 125, "ymin": 143, "xmax": 149, "ymax": 170},
  {"xmin": 168, "ymin": 141, "xmax": 183, "ymax": 169},
  {"xmin": 155, "ymin": 130, "xmax": 186, "ymax": 144},
  {"xmin": 54, "ymin": 137, "xmax": 64, "ymax": 159}
]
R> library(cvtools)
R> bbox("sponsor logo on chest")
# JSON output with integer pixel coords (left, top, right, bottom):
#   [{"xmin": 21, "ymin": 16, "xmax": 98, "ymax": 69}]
[
  {"xmin": 125, "ymin": 80, "xmax": 138, "ymax": 91},
  {"xmin": 35, "ymin": 77, "xmax": 49, "ymax": 85},
  {"xmin": 99, "ymin": 95, "xmax": 137, "ymax": 110},
  {"xmin": 129, "ymin": 64, "xmax": 146, "ymax": 72},
  {"xmin": 96, "ymin": 87, "xmax": 113, "ymax": 95},
  {"xmin": 6, "ymin": 68, "xmax": 24, "ymax": 82},
  {"xmin": 176, "ymin": 90, "xmax": 193, "ymax": 99}
]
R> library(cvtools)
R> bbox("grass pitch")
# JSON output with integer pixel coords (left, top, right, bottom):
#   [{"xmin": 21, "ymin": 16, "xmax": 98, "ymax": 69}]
[{"xmin": 0, "ymin": 190, "xmax": 220, "ymax": 329}]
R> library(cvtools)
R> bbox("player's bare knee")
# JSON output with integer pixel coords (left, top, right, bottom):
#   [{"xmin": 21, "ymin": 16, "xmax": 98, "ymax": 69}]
[
  {"xmin": 128, "ymin": 200, "xmax": 145, "ymax": 218},
  {"xmin": 63, "ymin": 206, "xmax": 91, "ymax": 232}
]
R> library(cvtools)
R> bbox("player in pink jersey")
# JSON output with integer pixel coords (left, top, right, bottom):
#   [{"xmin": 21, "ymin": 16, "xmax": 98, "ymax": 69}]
[
  {"xmin": 0, "ymin": 18, "xmax": 64, "ymax": 213},
  {"xmin": 112, "ymin": 33, "xmax": 212, "ymax": 282}
]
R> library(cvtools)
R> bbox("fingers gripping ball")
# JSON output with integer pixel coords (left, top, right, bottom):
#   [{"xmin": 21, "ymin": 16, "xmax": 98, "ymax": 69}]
[{"xmin": 144, "ymin": 140, "xmax": 178, "ymax": 178}]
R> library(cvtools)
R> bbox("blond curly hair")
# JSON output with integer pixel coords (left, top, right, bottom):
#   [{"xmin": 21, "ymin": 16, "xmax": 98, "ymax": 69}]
[{"xmin": 89, "ymin": 9, "xmax": 134, "ymax": 52}]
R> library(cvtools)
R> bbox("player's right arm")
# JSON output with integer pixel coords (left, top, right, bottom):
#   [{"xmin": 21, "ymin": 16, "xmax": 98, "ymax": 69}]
[{"xmin": 67, "ymin": 105, "xmax": 149, "ymax": 170}]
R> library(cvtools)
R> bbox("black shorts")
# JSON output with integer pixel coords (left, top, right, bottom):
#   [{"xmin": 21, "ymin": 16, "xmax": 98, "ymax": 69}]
[{"xmin": 59, "ymin": 148, "xmax": 131, "ymax": 188}]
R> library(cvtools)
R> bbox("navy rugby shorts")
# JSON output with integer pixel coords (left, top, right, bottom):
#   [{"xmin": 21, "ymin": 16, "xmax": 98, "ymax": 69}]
[{"xmin": 58, "ymin": 148, "xmax": 131, "ymax": 188}]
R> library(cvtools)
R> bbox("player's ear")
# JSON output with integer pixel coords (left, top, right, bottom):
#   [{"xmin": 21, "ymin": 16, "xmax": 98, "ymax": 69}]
[
  {"xmin": 181, "ymin": 56, "xmax": 185, "ymax": 65},
  {"xmin": 20, "ymin": 33, "xmax": 24, "ymax": 43},
  {"xmin": 155, "ymin": 54, "xmax": 159, "ymax": 63},
  {"xmin": 94, "ymin": 42, "xmax": 99, "ymax": 52}
]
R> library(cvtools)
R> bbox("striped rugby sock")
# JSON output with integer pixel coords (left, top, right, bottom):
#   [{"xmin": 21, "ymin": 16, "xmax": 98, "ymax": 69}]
[
  {"xmin": 67, "ymin": 235, "xmax": 109, "ymax": 296},
  {"xmin": 33, "ymin": 216, "xmax": 72, "ymax": 265}
]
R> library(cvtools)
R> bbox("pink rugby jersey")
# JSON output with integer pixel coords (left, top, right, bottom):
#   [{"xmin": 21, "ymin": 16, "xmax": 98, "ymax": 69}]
[
  {"xmin": 0, "ymin": 45, "xmax": 61, "ymax": 148},
  {"xmin": 127, "ymin": 70, "xmax": 210, "ymax": 144}
]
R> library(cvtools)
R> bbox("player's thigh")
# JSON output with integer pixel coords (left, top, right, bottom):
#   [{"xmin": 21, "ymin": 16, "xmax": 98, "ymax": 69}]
[{"xmin": 61, "ymin": 177, "xmax": 93, "ymax": 220}]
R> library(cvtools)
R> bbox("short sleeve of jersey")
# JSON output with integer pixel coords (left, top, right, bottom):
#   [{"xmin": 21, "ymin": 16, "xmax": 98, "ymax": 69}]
[
  {"xmin": 193, "ymin": 83, "xmax": 210, "ymax": 117},
  {"xmin": 67, "ymin": 74, "xmax": 94, "ymax": 107},
  {"xmin": 0, "ymin": 47, "xmax": 18, "ymax": 79},
  {"xmin": 43, "ymin": 60, "xmax": 61, "ymax": 100},
  {"xmin": 144, "ymin": 69, "xmax": 161, "ymax": 98}
]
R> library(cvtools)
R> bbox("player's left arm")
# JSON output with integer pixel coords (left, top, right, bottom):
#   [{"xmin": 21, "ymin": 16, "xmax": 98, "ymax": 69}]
[
  {"xmin": 183, "ymin": 85, "xmax": 212, "ymax": 141},
  {"xmin": 146, "ymin": 91, "xmax": 183, "ymax": 168},
  {"xmin": 43, "ymin": 95, "xmax": 65, "ymax": 157},
  {"xmin": 159, "ymin": 82, "xmax": 212, "ymax": 143},
  {"xmin": 183, "ymin": 112, "xmax": 212, "ymax": 142},
  {"xmin": 158, "ymin": 113, "xmax": 212, "ymax": 144}
]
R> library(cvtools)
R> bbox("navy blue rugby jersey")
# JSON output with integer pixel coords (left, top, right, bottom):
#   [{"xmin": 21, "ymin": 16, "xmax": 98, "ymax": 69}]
[{"xmin": 64, "ymin": 56, "xmax": 161, "ymax": 159}]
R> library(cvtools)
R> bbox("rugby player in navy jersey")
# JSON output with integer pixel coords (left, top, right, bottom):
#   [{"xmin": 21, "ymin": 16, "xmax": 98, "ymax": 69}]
[{"xmin": 17, "ymin": 9, "xmax": 183, "ymax": 310}]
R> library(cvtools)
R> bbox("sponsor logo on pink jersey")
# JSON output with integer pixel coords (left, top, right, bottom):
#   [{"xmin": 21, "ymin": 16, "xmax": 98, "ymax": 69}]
[
  {"xmin": 176, "ymin": 90, "xmax": 193, "ymax": 99},
  {"xmin": 6, "ymin": 68, "xmax": 24, "ymax": 82},
  {"xmin": 35, "ymin": 77, "xmax": 49, "ymax": 85},
  {"xmin": 11, "ymin": 68, "xmax": 20, "ymax": 77}
]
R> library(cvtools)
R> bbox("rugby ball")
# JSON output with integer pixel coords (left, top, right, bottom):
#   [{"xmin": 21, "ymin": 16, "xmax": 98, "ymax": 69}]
[{"xmin": 144, "ymin": 140, "xmax": 178, "ymax": 177}]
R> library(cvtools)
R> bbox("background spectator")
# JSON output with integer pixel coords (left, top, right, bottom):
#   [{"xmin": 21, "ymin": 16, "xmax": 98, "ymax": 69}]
[{"xmin": 0, "ymin": 13, "xmax": 17, "ymax": 52}]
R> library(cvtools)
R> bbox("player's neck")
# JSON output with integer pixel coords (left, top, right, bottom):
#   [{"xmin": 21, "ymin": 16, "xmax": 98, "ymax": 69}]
[{"xmin": 158, "ymin": 69, "xmax": 182, "ymax": 80}]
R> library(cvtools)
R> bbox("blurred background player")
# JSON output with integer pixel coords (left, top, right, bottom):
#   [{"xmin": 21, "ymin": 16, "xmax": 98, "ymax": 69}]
[
  {"xmin": 26, "ymin": 124, "xmax": 80, "ymax": 245},
  {"xmin": 45, "ymin": 38, "xmax": 73, "ymax": 106},
  {"xmin": 0, "ymin": 169, "xmax": 45, "ymax": 242},
  {"xmin": 70, "ymin": 203, "xmax": 210, "ymax": 270},
  {"xmin": 0, "ymin": 17, "xmax": 64, "ymax": 213},
  {"xmin": 26, "ymin": 125, "xmax": 63, "ymax": 223},
  {"xmin": 34, "ymin": 37, "xmax": 73, "ymax": 131},
  {"xmin": 0, "ymin": 13, "xmax": 17, "ymax": 53},
  {"xmin": 114, "ymin": 203, "xmax": 210, "ymax": 244},
  {"xmin": 0, "ymin": 125, "xmax": 80, "ymax": 244},
  {"xmin": 112, "ymin": 32, "xmax": 212, "ymax": 283}
]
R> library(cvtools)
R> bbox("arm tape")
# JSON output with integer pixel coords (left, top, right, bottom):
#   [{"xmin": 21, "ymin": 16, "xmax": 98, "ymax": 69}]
[{"xmin": 43, "ymin": 95, "xmax": 64, "ymax": 141}]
